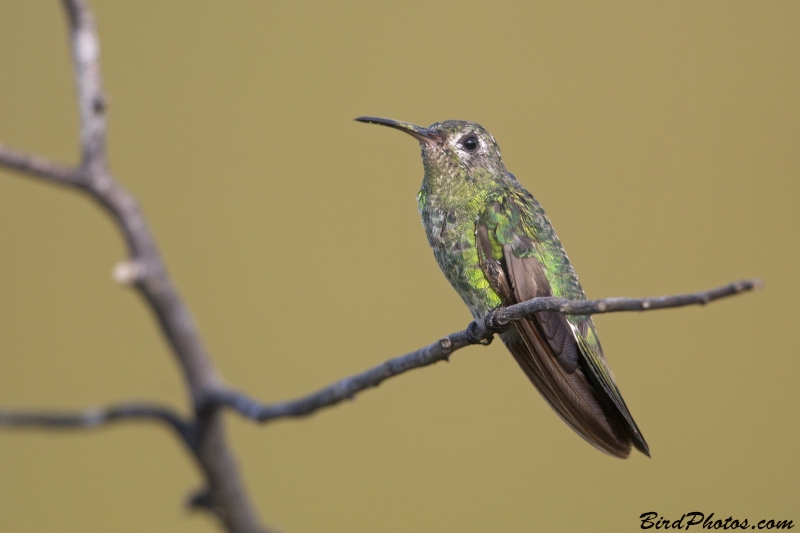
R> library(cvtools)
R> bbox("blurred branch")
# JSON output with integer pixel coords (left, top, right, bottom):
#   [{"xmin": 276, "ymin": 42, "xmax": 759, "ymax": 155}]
[
  {"xmin": 209, "ymin": 279, "xmax": 761, "ymax": 423},
  {"xmin": 0, "ymin": 143, "xmax": 84, "ymax": 185},
  {"xmin": 0, "ymin": 403, "xmax": 193, "ymax": 444},
  {"xmin": 0, "ymin": 1, "xmax": 265, "ymax": 532}
]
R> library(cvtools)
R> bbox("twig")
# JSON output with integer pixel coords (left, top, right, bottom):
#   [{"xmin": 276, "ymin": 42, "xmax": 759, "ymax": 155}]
[
  {"xmin": 208, "ymin": 333, "xmax": 471, "ymax": 422},
  {"xmin": 0, "ymin": 143, "xmax": 84, "ymax": 185},
  {"xmin": 485, "ymin": 278, "xmax": 762, "ymax": 329},
  {"xmin": 209, "ymin": 279, "xmax": 761, "ymax": 423},
  {"xmin": 0, "ymin": 402, "xmax": 193, "ymax": 444}
]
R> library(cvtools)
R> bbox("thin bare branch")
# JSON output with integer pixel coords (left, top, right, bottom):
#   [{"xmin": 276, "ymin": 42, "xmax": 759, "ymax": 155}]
[
  {"xmin": 0, "ymin": 2, "xmax": 265, "ymax": 531},
  {"xmin": 62, "ymin": 0, "xmax": 107, "ymax": 171},
  {"xmin": 60, "ymin": 2, "xmax": 261, "ymax": 530},
  {"xmin": 486, "ymin": 278, "xmax": 763, "ymax": 329},
  {"xmin": 57, "ymin": 0, "xmax": 223, "ymax": 398},
  {"xmin": 210, "ymin": 279, "xmax": 761, "ymax": 423},
  {"xmin": 0, "ymin": 402, "xmax": 193, "ymax": 444},
  {"xmin": 0, "ymin": 143, "xmax": 84, "ymax": 185},
  {"xmin": 209, "ymin": 332, "xmax": 471, "ymax": 422}
]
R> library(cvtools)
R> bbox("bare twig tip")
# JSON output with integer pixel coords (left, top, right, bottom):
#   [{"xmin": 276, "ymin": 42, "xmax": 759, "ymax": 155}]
[
  {"xmin": 439, "ymin": 337, "xmax": 452, "ymax": 353},
  {"xmin": 113, "ymin": 260, "xmax": 142, "ymax": 285}
]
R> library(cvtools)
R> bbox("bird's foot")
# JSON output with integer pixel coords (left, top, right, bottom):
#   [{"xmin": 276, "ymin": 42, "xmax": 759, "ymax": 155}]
[
  {"xmin": 467, "ymin": 321, "xmax": 493, "ymax": 346},
  {"xmin": 484, "ymin": 307, "xmax": 509, "ymax": 335}
]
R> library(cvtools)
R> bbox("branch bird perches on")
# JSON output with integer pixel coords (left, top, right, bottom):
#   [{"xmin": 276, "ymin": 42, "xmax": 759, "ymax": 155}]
[
  {"xmin": 204, "ymin": 279, "xmax": 760, "ymax": 423},
  {"xmin": 0, "ymin": 279, "xmax": 761, "ymax": 433}
]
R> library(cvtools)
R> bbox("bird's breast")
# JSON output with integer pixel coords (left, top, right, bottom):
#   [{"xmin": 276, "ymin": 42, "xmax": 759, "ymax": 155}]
[{"xmin": 419, "ymin": 202, "xmax": 501, "ymax": 318}]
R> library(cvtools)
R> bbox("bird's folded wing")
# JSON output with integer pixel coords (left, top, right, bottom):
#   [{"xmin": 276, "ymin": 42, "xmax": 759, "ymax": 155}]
[{"xmin": 476, "ymin": 198, "xmax": 648, "ymax": 457}]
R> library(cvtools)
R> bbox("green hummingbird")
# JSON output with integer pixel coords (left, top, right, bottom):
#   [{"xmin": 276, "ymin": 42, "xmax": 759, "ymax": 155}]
[{"xmin": 356, "ymin": 116, "xmax": 649, "ymax": 458}]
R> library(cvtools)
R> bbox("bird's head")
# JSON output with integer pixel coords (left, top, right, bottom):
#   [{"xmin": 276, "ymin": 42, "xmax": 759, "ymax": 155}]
[{"xmin": 355, "ymin": 116, "xmax": 506, "ymax": 183}]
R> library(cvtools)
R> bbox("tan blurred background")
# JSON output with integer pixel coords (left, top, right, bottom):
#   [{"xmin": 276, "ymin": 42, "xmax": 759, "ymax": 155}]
[{"xmin": 0, "ymin": 1, "xmax": 797, "ymax": 531}]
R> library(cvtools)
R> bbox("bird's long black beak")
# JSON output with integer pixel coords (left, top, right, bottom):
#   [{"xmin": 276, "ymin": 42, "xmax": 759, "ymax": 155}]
[{"xmin": 355, "ymin": 116, "xmax": 441, "ymax": 146}]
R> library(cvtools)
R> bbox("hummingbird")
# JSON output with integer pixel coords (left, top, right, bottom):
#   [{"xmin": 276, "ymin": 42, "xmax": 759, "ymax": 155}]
[{"xmin": 356, "ymin": 116, "xmax": 649, "ymax": 458}]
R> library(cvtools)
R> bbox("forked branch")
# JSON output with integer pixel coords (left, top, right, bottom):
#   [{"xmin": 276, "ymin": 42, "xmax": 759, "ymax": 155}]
[{"xmin": 0, "ymin": 1, "xmax": 262, "ymax": 531}]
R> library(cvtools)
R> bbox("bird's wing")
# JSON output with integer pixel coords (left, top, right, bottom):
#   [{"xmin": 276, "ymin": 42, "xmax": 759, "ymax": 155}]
[{"xmin": 476, "ymin": 191, "xmax": 648, "ymax": 457}]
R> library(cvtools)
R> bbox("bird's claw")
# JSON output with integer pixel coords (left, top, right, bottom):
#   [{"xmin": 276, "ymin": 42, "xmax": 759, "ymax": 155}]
[
  {"xmin": 484, "ymin": 308, "xmax": 509, "ymax": 334},
  {"xmin": 467, "ymin": 321, "xmax": 493, "ymax": 345}
]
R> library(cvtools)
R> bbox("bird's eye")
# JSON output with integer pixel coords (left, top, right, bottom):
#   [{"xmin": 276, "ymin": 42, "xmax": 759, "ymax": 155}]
[{"xmin": 461, "ymin": 135, "xmax": 479, "ymax": 152}]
